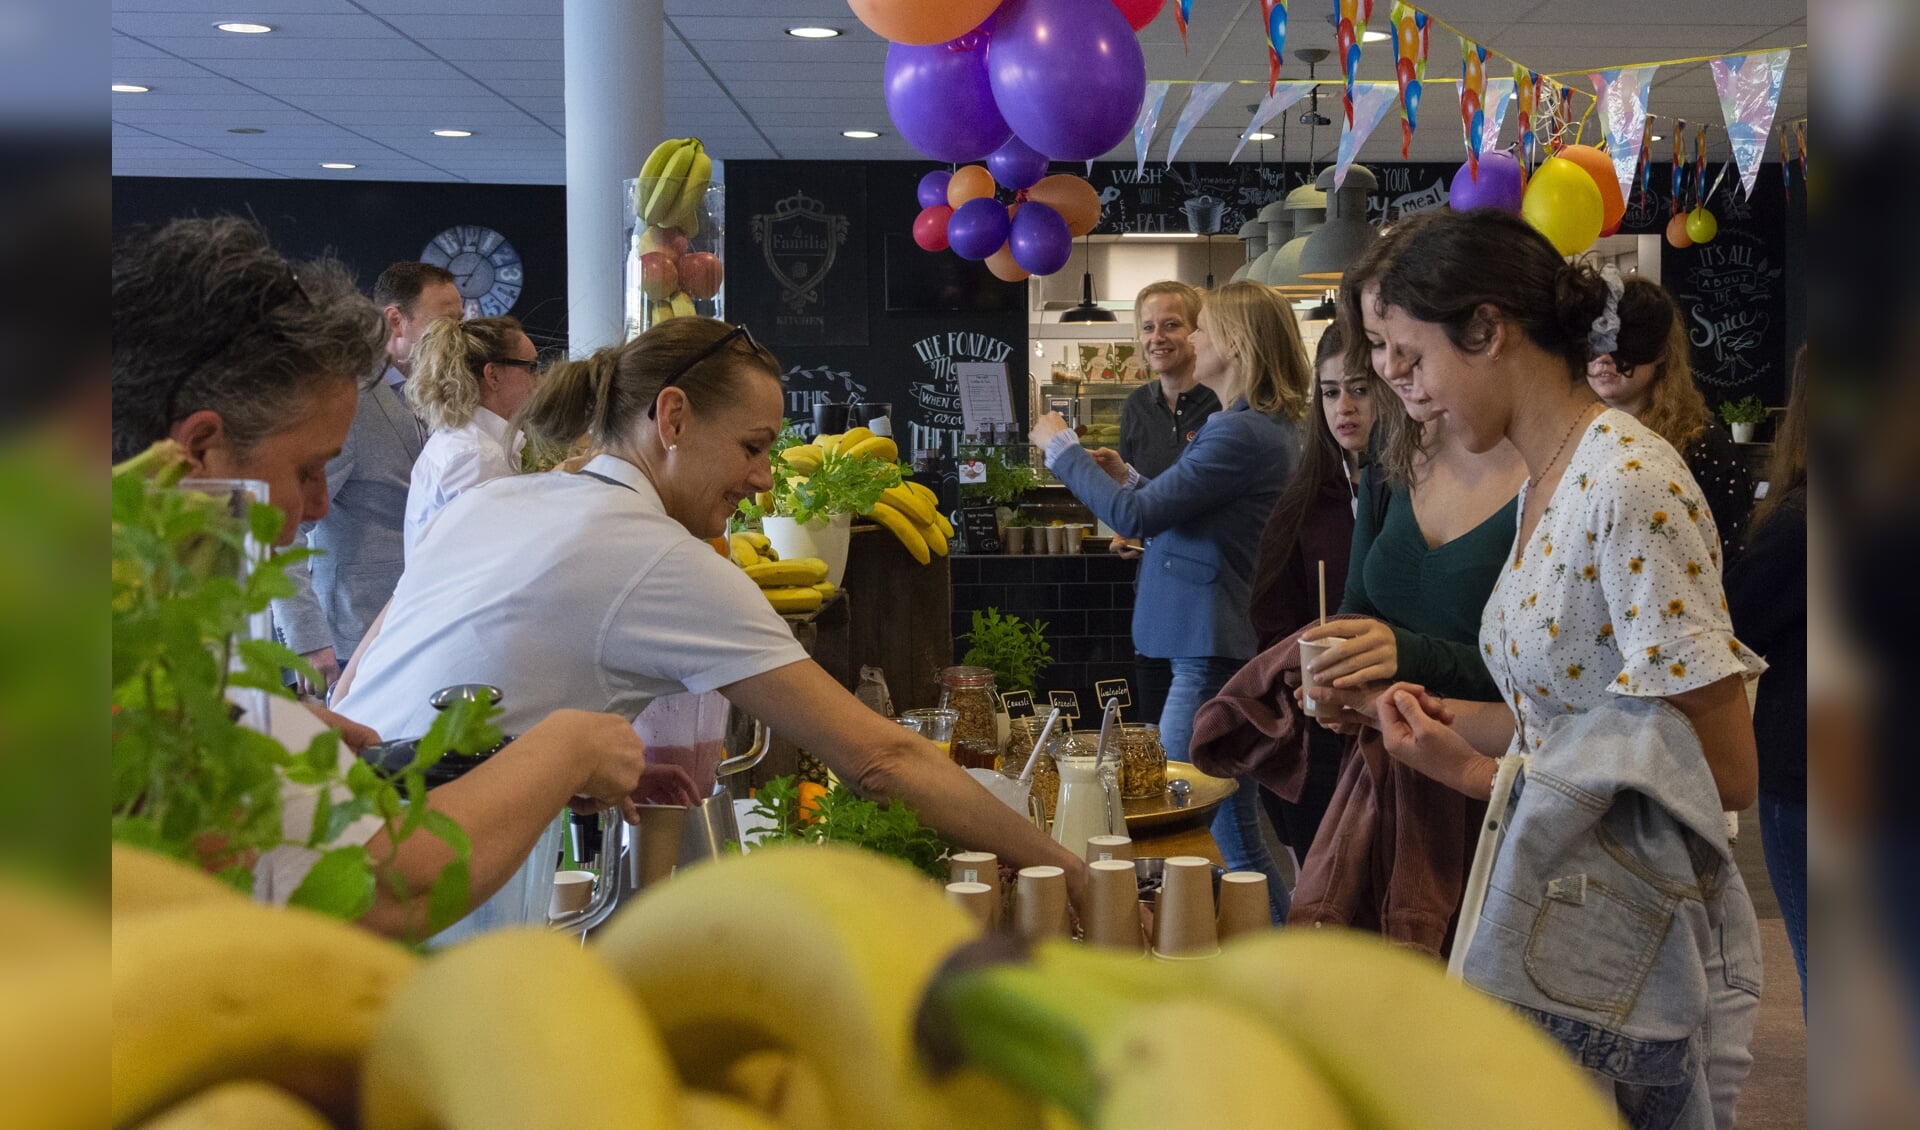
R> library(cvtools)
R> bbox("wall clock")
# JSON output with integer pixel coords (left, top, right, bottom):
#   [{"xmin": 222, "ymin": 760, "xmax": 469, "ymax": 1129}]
[{"xmin": 420, "ymin": 224, "xmax": 523, "ymax": 318}]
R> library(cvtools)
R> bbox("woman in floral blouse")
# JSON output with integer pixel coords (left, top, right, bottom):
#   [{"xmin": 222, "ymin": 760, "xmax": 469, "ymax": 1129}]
[{"xmin": 1352, "ymin": 209, "xmax": 1767, "ymax": 1127}]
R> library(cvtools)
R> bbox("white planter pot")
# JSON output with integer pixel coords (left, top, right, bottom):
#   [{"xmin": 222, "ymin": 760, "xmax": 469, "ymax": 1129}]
[
  {"xmin": 761, "ymin": 513, "xmax": 853, "ymax": 587},
  {"xmin": 1730, "ymin": 422, "xmax": 1756, "ymax": 443}
]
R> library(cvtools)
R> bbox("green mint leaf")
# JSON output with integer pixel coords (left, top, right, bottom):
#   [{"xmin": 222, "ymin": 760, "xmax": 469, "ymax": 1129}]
[
  {"xmin": 421, "ymin": 809, "xmax": 473, "ymax": 858},
  {"xmin": 247, "ymin": 501, "xmax": 284, "ymax": 546},
  {"xmin": 287, "ymin": 845, "xmax": 376, "ymax": 920},
  {"xmin": 425, "ymin": 859, "xmax": 471, "ymax": 936}
]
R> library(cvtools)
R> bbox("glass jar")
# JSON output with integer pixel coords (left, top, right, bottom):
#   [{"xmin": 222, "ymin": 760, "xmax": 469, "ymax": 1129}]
[
  {"xmin": 939, "ymin": 665, "xmax": 1001, "ymax": 770},
  {"xmin": 1119, "ymin": 723, "xmax": 1168, "ymax": 799},
  {"xmin": 999, "ymin": 716, "xmax": 1060, "ymax": 821}
]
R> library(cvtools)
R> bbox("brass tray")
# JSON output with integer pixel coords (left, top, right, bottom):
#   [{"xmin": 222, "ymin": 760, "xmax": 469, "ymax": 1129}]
[{"xmin": 1122, "ymin": 763, "xmax": 1237, "ymax": 831}]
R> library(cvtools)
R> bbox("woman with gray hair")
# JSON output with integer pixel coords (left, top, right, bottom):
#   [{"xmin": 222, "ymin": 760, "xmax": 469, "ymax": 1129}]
[{"xmin": 402, "ymin": 313, "xmax": 539, "ymax": 557}]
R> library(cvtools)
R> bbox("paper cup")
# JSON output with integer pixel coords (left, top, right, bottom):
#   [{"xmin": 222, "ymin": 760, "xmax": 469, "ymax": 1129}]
[
  {"xmin": 1013, "ymin": 865, "xmax": 1070, "ymax": 942},
  {"xmin": 1084, "ymin": 834, "xmax": 1136, "ymax": 865},
  {"xmin": 629, "ymin": 804, "xmax": 687, "ymax": 891},
  {"xmin": 1298, "ymin": 636, "xmax": 1351, "ymax": 720},
  {"xmin": 1216, "ymin": 871, "xmax": 1273, "ymax": 942},
  {"xmin": 948, "ymin": 852, "xmax": 1002, "ymax": 928},
  {"xmin": 1152, "ymin": 855, "xmax": 1220, "ymax": 959},
  {"xmin": 548, "ymin": 869, "xmax": 595, "ymax": 918},
  {"xmin": 946, "ymin": 881, "xmax": 996, "ymax": 929},
  {"xmin": 1084, "ymin": 859, "xmax": 1145, "ymax": 952}
]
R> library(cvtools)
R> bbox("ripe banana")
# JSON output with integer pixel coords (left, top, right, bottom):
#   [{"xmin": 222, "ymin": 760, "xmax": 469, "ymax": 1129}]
[
  {"xmin": 838, "ymin": 426, "xmax": 874, "ymax": 449},
  {"xmin": 810, "ymin": 581, "xmax": 837, "ymax": 599},
  {"xmin": 744, "ymin": 558, "xmax": 829, "ymax": 587},
  {"xmin": 728, "ymin": 533, "xmax": 762, "ymax": 568},
  {"xmin": 878, "ymin": 485, "xmax": 934, "ymax": 527},
  {"xmin": 592, "ymin": 844, "xmax": 1027, "ymax": 1130},
  {"xmin": 0, "ymin": 881, "xmax": 106, "ymax": 1130},
  {"xmin": 905, "ymin": 482, "xmax": 956, "ymax": 538},
  {"xmin": 840, "ymin": 435, "xmax": 898, "ymax": 463},
  {"xmin": 671, "ymin": 292, "xmax": 697, "ymax": 319},
  {"xmin": 112, "ymin": 845, "xmax": 247, "ymax": 918},
  {"xmin": 716, "ymin": 1049, "xmax": 833, "ymax": 1130},
  {"xmin": 671, "ymin": 148, "xmax": 714, "ymax": 237},
  {"xmin": 679, "ymin": 1091, "xmax": 783, "ymax": 1130},
  {"xmin": 138, "ymin": 1081, "xmax": 333, "ymax": 1130},
  {"xmin": 642, "ymin": 141, "xmax": 697, "ymax": 226},
  {"xmin": 739, "ymin": 530, "xmax": 771, "ymax": 551},
  {"xmin": 813, "ymin": 432, "xmax": 841, "ymax": 456},
  {"xmin": 361, "ymin": 928, "xmax": 679, "ymax": 1130},
  {"xmin": 921, "ymin": 520, "xmax": 949, "ymax": 558},
  {"xmin": 112, "ymin": 901, "xmax": 417, "ymax": 1126},
  {"xmin": 779, "ymin": 446, "xmax": 824, "ymax": 475},
  {"xmin": 636, "ymin": 136, "xmax": 690, "ymax": 224},
  {"xmin": 866, "ymin": 501, "xmax": 930, "ymax": 565},
  {"xmin": 762, "ymin": 585, "xmax": 824, "ymax": 614}
]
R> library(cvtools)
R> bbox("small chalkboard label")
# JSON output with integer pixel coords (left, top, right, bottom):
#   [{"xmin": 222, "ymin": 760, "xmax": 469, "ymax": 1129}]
[
  {"xmin": 1000, "ymin": 690, "xmax": 1035, "ymax": 718},
  {"xmin": 1093, "ymin": 679, "xmax": 1132, "ymax": 712},
  {"xmin": 1047, "ymin": 690, "xmax": 1081, "ymax": 721},
  {"xmin": 959, "ymin": 504, "xmax": 1000, "ymax": 554}
]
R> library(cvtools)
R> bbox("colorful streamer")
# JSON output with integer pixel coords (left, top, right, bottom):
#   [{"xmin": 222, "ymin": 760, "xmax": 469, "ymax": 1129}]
[
  {"xmin": 1175, "ymin": 0, "xmax": 1192, "ymax": 52},
  {"xmin": 1166, "ymin": 81, "xmax": 1233, "ymax": 166},
  {"xmin": 1671, "ymin": 122, "xmax": 1687, "ymax": 213},
  {"xmin": 1590, "ymin": 66, "xmax": 1659, "ymax": 210},
  {"xmin": 1694, "ymin": 122, "xmax": 1710, "ymax": 205},
  {"xmin": 1389, "ymin": 1, "xmax": 1430, "ymax": 158},
  {"xmin": 1459, "ymin": 36, "xmax": 1490, "ymax": 179},
  {"xmin": 1133, "ymin": 82, "xmax": 1172, "ymax": 177},
  {"xmin": 1229, "ymin": 82, "xmax": 1315, "ymax": 163},
  {"xmin": 1710, "ymin": 48, "xmax": 1791, "ymax": 200},
  {"xmin": 1514, "ymin": 65, "xmax": 1543, "ymax": 169},
  {"xmin": 1337, "ymin": 0, "xmax": 1375, "ymax": 129},
  {"xmin": 1482, "ymin": 76, "xmax": 1516, "ymax": 154},
  {"xmin": 1795, "ymin": 119, "xmax": 1807, "ymax": 181},
  {"xmin": 1335, "ymin": 83, "xmax": 1400, "ymax": 190},
  {"xmin": 1777, "ymin": 126, "xmax": 1792, "ymax": 200},
  {"xmin": 1639, "ymin": 118, "xmax": 1656, "ymax": 204},
  {"xmin": 1261, "ymin": 1, "xmax": 1291, "ymax": 95}
]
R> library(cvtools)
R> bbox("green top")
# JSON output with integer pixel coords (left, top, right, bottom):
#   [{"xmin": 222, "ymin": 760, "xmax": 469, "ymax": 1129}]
[{"xmin": 1338, "ymin": 466, "xmax": 1516, "ymax": 702}]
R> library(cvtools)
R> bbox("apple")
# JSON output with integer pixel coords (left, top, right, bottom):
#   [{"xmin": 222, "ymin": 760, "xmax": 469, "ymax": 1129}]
[
  {"xmin": 639, "ymin": 251, "xmax": 679, "ymax": 300},
  {"xmin": 638, "ymin": 225, "xmax": 689, "ymax": 262},
  {"xmin": 678, "ymin": 252, "xmax": 724, "ymax": 301}
]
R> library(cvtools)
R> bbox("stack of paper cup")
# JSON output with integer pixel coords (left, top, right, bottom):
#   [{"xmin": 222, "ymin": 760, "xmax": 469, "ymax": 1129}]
[
  {"xmin": 948, "ymin": 851, "xmax": 1001, "ymax": 928},
  {"xmin": 945, "ymin": 881, "xmax": 996, "ymax": 928},
  {"xmin": 1152, "ymin": 855, "xmax": 1220, "ymax": 959},
  {"xmin": 1013, "ymin": 865, "xmax": 1070, "ymax": 942},
  {"xmin": 1216, "ymin": 871, "xmax": 1272, "ymax": 942},
  {"xmin": 1084, "ymin": 834, "xmax": 1135, "ymax": 864},
  {"xmin": 1084, "ymin": 859, "xmax": 1145, "ymax": 952}
]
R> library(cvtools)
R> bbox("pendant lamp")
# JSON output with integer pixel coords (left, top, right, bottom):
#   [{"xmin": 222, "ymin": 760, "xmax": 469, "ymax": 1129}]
[{"xmin": 1059, "ymin": 234, "xmax": 1116, "ymax": 323}]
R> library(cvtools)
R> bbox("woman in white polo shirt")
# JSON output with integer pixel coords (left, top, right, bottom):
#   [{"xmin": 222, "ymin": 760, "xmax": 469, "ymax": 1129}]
[
  {"xmin": 337, "ymin": 318, "xmax": 1087, "ymax": 911},
  {"xmin": 402, "ymin": 313, "xmax": 540, "ymax": 558}
]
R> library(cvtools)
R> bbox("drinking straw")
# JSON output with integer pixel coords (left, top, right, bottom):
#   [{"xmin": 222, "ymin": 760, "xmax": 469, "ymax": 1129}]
[
  {"xmin": 1017, "ymin": 707, "xmax": 1065, "ymax": 787},
  {"xmin": 1318, "ymin": 560, "xmax": 1327, "ymax": 627}
]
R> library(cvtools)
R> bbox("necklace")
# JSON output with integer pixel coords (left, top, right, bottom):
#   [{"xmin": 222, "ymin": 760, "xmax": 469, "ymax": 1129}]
[{"xmin": 1530, "ymin": 403, "xmax": 1600, "ymax": 487}]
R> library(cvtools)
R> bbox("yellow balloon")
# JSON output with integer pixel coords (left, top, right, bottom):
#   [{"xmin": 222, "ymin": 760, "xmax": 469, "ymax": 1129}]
[
  {"xmin": 946, "ymin": 165, "xmax": 996, "ymax": 209},
  {"xmin": 1520, "ymin": 156, "xmax": 1604, "ymax": 256},
  {"xmin": 1685, "ymin": 207, "xmax": 1719, "ymax": 244}
]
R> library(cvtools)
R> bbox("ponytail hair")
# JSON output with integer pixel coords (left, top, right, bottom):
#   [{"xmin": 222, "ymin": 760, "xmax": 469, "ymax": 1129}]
[
  {"xmin": 514, "ymin": 317, "xmax": 780, "ymax": 466},
  {"xmin": 405, "ymin": 314, "xmax": 526, "ymax": 432}
]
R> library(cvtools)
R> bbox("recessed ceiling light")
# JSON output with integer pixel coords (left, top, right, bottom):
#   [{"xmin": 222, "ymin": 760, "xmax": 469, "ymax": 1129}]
[
  {"xmin": 214, "ymin": 22, "xmax": 273, "ymax": 34},
  {"xmin": 431, "ymin": 129, "xmax": 473, "ymax": 138},
  {"xmin": 1361, "ymin": 30, "xmax": 1389, "ymax": 43},
  {"xmin": 842, "ymin": 129, "xmax": 880, "ymax": 139},
  {"xmin": 228, "ymin": 127, "xmax": 266, "ymax": 134},
  {"xmin": 1649, "ymin": 134, "xmax": 1664, "ymax": 142},
  {"xmin": 786, "ymin": 27, "xmax": 841, "ymax": 39},
  {"xmin": 112, "ymin": 83, "xmax": 150, "ymax": 94},
  {"xmin": 1242, "ymin": 131, "xmax": 1276, "ymax": 141},
  {"xmin": 320, "ymin": 162, "xmax": 357, "ymax": 170}
]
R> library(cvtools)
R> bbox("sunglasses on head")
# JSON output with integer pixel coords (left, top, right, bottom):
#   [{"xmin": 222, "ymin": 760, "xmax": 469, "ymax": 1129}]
[{"xmin": 648, "ymin": 324, "xmax": 761, "ymax": 419}]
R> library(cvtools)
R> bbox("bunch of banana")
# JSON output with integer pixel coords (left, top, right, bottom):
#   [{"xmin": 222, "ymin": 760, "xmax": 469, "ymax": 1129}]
[
  {"xmin": 635, "ymin": 136, "xmax": 712, "ymax": 234},
  {"xmin": 748, "ymin": 556, "xmax": 833, "ymax": 613},
  {"xmin": 863, "ymin": 479, "xmax": 951, "ymax": 566},
  {"xmin": 917, "ymin": 933, "xmax": 1624, "ymax": 1130},
  {"xmin": 727, "ymin": 530, "xmax": 778, "ymax": 568},
  {"xmin": 778, "ymin": 426, "xmax": 898, "ymax": 477},
  {"xmin": 1077, "ymin": 423, "xmax": 1122, "ymax": 448}
]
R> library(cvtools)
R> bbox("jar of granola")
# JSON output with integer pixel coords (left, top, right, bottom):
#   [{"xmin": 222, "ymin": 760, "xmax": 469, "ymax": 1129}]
[
  {"xmin": 1119, "ymin": 723, "xmax": 1167, "ymax": 799},
  {"xmin": 999, "ymin": 715, "xmax": 1061, "ymax": 821},
  {"xmin": 938, "ymin": 666, "xmax": 1001, "ymax": 770}
]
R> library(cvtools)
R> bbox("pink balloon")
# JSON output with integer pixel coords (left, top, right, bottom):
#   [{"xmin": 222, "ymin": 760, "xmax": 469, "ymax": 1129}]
[{"xmin": 913, "ymin": 205, "xmax": 954, "ymax": 252}]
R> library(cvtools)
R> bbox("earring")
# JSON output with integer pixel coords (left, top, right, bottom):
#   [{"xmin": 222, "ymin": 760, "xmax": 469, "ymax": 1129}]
[{"xmin": 668, "ymin": 443, "xmax": 678, "ymax": 453}]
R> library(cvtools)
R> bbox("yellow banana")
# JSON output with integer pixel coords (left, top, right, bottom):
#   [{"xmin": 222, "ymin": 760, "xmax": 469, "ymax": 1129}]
[
  {"xmin": 671, "ymin": 292, "xmax": 697, "ymax": 319},
  {"xmin": 639, "ymin": 136, "xmax": 685, "ymax": 183},
  {"xmin": 672, "ymin": 147, "xmax": 713, "ymax": 236},
  {"xmin": 644, "ymin": 142, "xmax": 696, "ymax": 226},
  {"xmin": 744, "ymin": 558, "xmax": 829, "ymax": 587},
  {"xmin": 679, "ymin": 1091, "xmax": 783, "ymax": 1130},
  {"xmin": 137, "ymin": 1081, "xmax": 333, "ymax": 1130},
  {"xmin": 813, "ymin": 432, "xmax": 841, "ymax": 456},
  {"xmin": 361, "ymin": 929, "xmax": 679, "ymax": 1130},
  {"xmin": 811, "ymin": 581, "xmax": 837, "ymax": 599},
  {"xmin": 779, "ymin": 446, "xmax": 824, "ymax": 475},
  {"xmin": 762, "ymin": 586, "xmax": 824, "ymax": 614},
  {"xmin": 593, "ymin": 845, "xmax": 1026, "ymax": 1130},
  {"xmin": 0, "ymin": 881, "xmax": 106, "ymax": 1130},
  {"xmin": 728, "ymin": 534, "xmax": 761, "ymax": 568},
  {"xmin": 878, "ymin": 485, "xmax": 934, "ymax": 527},
  {"xmin": 637, "ymin": 137, "xmax": 693, "ymax": 223},
  {"xmin": 650, "ymin": 304, "xmax": 672, "ymax": 328},
  {"xmin": 921, "ymin": 520, "xmax": 949, "ymax": 557},
  {"xmin": 840, "ymin": 435, "xmax": 898, "ymax": 463},
  {"xmin": 740, "ymin": 530, "xmax": 771, "ymax": 551},
  {"xmin": 112, "ymin": 902, "xmax": 417, "ymax": 1126},
  {"xmin": 753, "ymin": 491, "xmax": 775, "ymax": 514},
  {"xmin": 112, "ymin": 845, "xmax": 246, "ymax": 918},
  {"xmin": 866, "ymin": 501, "xmax": 930, "ymax": 565},
  {"xmin": 838, "ymin": 426, "xmax": 874, "ymax": 449},
  {"xmin": 716, "ymin": 1050, "xmax": 832, "ymax": 1130},
  {"xmin": 905, "ymin": 482, "xmax": 956, "ymax": 538}
]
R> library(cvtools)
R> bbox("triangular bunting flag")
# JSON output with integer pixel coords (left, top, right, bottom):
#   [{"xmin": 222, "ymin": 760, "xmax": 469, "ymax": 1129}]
[
  {"xmin": 1336, "ymin": 0, "xmax": 1375, "ymax": 129},
  {"xmin": 1166, "ymin": 82, "xmax": 1233, "ymax": 165},
  {"xmin": 1590, "ymin": 66, "xmax": 1659, "ymax": 207},
  {"xmin": 1482, "ymin": 77, "xmax": 1516, "ymax": 154},
  {"xmin": 1514, "ymin": 65, "xmax": 1543, "ymax": 168},
  {"xmin": 1711, "ymin": 48, "xmax": 1791, "ymax": 200},
  {"xmin": 1133, "ymin": 82, "xmax": 1172, "ymax": 177},
  {"xmin": 1335, "ymin": 83, "xmax": 1399, "ymax": 190},
  {"xmin": 1175, "ymin": 0, "xmax": 1192, "ymax": 52},
  {"xmin": 1460, "ymin": 37, "xmax": 1490, "ymax": 178},
  {"xmin": 1261, "ymin": 2, "xmax": 1291, "ymax": 94},
  {"xmin": 1229, "ymin": 82, "xmax": 1314, "ymax": 162},
  {"xmin": 1389, "ymin": 1, "xmax": 1430, "ymax": 159}
]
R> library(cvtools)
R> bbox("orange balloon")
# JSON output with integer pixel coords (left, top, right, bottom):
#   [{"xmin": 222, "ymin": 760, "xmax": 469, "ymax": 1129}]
[
  {"xmin": 1026, "ymin": 174, "xmax": 1102, "ymax": 237},
  {"xmin": 947, "ymin": 165, "xmax": 996, "ymax": 209},
  {"xmin": 848, "ymin": 0, "xmax": 1002, "ymax": 46},
  {"xmin": 986, "ymin": 243, "xmax": 1030, "ymax": 282},
  {"xmin": 1665, "ymin": 212, "xmax": 1694, "ymax": 249},
  {"xmin": 1558, "ymin": 144, "xmax": 1626, "ymax": 234}
]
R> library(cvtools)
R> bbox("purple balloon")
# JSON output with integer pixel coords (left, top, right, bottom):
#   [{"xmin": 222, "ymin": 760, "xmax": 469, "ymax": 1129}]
[
  {"xmin": 1449, "ymin": 151, "xmax": 1525, "ymax": 215},
  {"xmin": 987, "ymin": 136, "xmax": 1049, "ymax": 191},
  {"xmin": 885, "ymin": 23, "xmax": 1012, "ymax": 164},
  {"xmin": 947, "ymin": 197, "xmax": 1011, "ymax": 261},
  {"xmin": 1009, "ymin": 201, "xmax": 1072, "ymax": 276},
  {"xmin": 917, "ymin": 169, "xmax": 953, "ymax": 209},
  {"xmin": 989, "ymin": 0, "xmax": 1146, "ymax": 162}
]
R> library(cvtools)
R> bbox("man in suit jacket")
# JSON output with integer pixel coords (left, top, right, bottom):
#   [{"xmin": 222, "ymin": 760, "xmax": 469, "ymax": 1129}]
[{"xmin": 273, "ymin": 261, "xmax": 463, "ymax": 693}]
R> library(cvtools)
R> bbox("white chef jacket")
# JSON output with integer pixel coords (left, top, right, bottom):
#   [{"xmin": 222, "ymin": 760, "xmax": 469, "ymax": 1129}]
[
  {"xmin": 404, "ymin": 407, "xmax": 522, "ymax": 560},
  {"xmin": 336, "ymin": 454, "xmax": 809, "ymax": 743}
]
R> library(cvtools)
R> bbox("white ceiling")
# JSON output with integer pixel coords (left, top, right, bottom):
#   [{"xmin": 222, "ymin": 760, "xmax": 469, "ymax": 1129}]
[{"xmin": 111, "ymin": 0, "xmax": 1807, "ymax": 183}]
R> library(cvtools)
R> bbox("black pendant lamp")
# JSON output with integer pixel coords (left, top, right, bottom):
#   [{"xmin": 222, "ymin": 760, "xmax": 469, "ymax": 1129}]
[{"xmin": 1059, "ymin": 233, "xmax": 1115, "ymax": 323}]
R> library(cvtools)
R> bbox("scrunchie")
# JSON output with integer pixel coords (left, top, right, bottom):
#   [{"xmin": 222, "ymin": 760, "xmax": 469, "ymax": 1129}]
[{"xmin": 1588, "ymin": 263, "xmax": 1624, "ymax": 357}]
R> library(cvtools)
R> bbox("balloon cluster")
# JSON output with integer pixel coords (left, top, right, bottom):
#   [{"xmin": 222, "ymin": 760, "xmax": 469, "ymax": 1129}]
[
  {"xmin": 861, "ymin": 0, "xmax": 1149, "ymax": 277},
  {"xmin": 1449, "ymin": 144, "xmax": 1629, "ymax": 258}
]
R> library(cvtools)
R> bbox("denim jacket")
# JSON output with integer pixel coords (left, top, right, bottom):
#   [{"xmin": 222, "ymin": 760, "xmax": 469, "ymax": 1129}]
[{"xmin": 1459, "ymin": 696, "xmax": 1762, "ymax": 1128}]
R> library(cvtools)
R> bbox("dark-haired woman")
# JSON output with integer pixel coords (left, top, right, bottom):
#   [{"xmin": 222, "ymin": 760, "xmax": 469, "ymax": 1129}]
[
  {"xmin": 339, "ymin": 318, "xmax": 1089, "ymax": 936},
  {"xmin": 1352, "ymin": 209, "xmax": 1766, "ymax": 1127}
]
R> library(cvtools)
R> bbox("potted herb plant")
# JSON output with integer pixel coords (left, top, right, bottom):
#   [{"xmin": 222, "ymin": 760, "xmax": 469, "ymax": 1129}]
[
  {"xmin": 738, "ymin": 420, "xmax": 908, "ymax": 585},
  {"xmin": 957, "ymin": 446, "xmax": 1041, "ymax": 551},
  {"xmin": 1719, "ymin": 395, "xmax": 1766, "ymax": 443},
  {"xmin": 960, "ymin": 607, "xmax": 1052, "ymax": 752}
]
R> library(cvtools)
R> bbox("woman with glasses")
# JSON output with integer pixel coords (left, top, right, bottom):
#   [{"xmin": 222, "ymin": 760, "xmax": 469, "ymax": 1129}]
[
  {"xmin": 337, "ymin": 317, "xmax": 1091, "ymax": 924},
  {"xmin": 402, "ymin": 314, "xmax": 540, "ymax": 558}
]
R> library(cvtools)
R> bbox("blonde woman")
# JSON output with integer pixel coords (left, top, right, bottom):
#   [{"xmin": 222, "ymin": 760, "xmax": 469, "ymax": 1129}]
[
  {"xmin": 1031, "ymin": 279, "xmax": 1311, "ymax": 921},
  {"xmin": 402, "ymin": 314, "xmax": 539, "ymax": 556}
]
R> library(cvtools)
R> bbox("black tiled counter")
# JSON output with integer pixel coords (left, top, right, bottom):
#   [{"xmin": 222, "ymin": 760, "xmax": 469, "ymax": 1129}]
[{"xmin": 950, "ymin": 551, "xmax": 1139, "ymax": 708}]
